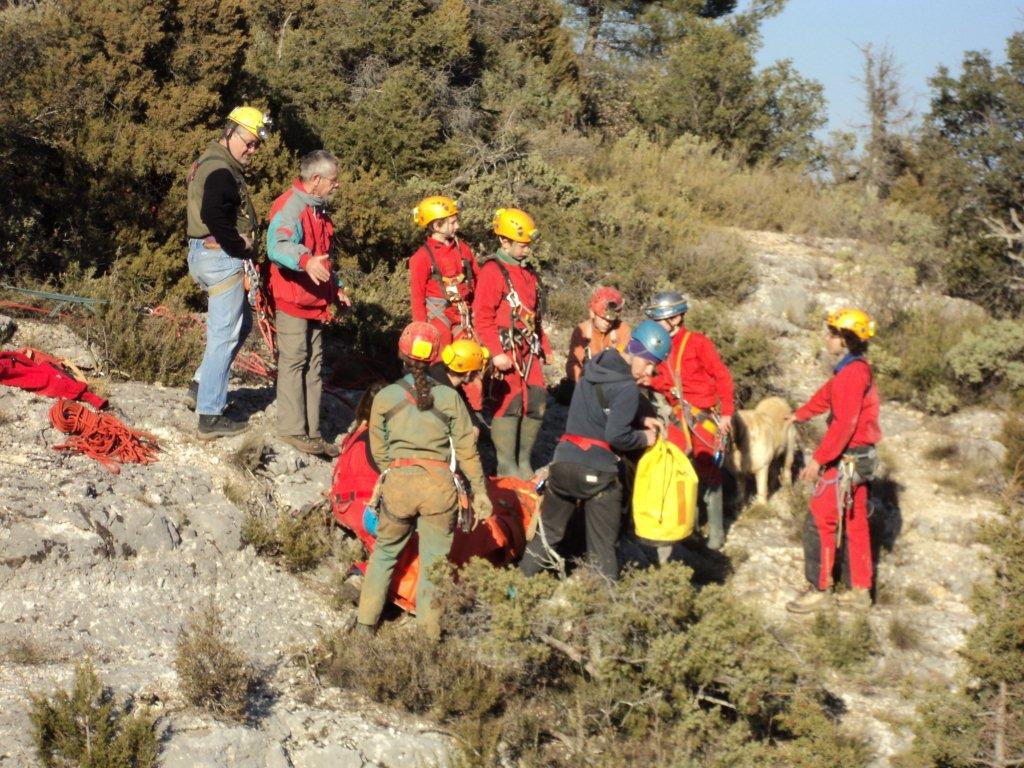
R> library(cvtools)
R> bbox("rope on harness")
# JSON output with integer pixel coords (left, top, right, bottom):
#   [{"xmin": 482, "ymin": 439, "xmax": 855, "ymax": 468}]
[{"xmin": 49, "ymin": 399, "xmax": 160, "ymax": 474}]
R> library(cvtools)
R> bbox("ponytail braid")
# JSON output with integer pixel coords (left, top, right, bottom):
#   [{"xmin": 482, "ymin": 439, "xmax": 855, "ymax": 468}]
[{"xmin": 407, "ymin": 358, "xmax": 435, "ymax": 411}]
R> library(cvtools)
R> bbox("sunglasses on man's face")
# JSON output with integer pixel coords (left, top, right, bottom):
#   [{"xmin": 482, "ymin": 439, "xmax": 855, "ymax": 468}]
[{"xmin": 234, "ymin": 132, "xmax": 260, "ymax": 151}]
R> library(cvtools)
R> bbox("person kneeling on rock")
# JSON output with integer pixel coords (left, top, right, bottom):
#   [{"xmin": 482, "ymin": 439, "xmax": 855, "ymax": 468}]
[
  {"xmin": 786, "ymin": 308, "xmax": 881, "ymax": 614},
  {"xmin": 519, "ymin": 320, "xmax": 671, "ymax": 582}
]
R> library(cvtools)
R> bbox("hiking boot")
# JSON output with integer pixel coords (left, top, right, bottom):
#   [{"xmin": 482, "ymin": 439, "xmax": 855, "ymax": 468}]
[
  {"xmin": 198, "ymin": 414, "xmax": 247, "ymax": 440},
  {"xmin": 786, "ymin": 588, "xmax": 833, "ymax": 614},
  {"xmin": 280, "ymin": 434, "xmax": 338, "ymax": 457},
  {"xmin": 309, "ymin": 436, "xmax": 341, "ymax": 458},
  {"xmin": 835, "ymin": 588, "xmax": 872, "ymax": 611},
  {"xmin": 185, "ymin": 380, "xmax": 199, "ymax": 411}
]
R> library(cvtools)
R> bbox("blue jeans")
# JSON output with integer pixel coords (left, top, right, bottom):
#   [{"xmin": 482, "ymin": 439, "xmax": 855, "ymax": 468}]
[{"xmin": 187, "ymin": 239, "xmax": 252, "ymax": 416}]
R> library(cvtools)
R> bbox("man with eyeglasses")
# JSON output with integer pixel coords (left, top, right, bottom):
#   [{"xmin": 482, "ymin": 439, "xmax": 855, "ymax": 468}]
[{"xmin": 185, "ymin": 106, "xmax": 270, "ymax": 438}]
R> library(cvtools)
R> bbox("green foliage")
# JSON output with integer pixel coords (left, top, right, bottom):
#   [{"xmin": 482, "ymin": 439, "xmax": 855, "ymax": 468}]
[
  {"xmin": 923, "ymin": 31, "xmax": 1024, "ymax": 315},
  {"xmin": 872, "ymin": 302, "xmax": 979, "ymax": 414},
  {"xmin": 61, "ymin": 270, "xmax": 206, "ymax": 387},
  {"xmin": 808, "ymin": 612, "xmax": 878, "ymax": 671},
  {"xmin": 29, "ymin": 661, "xmax": 159, "ymax": 768},
  {"xmin": 948, "ymin": 319, "xmax": 1024, "ymax": 393},
  {"xmin": 898, "ymin": 487, "xmax": 1024, "ymax": 766},
  {"xmin": 174, "ymin": 602, "xmax": 259, "ymax": 723},
  {"xmin": 1000, "ymin": 408, "xmax": 1024, "ymax": 476},
  {"xmin": 317, "ymin": 559, "xmax": 869, "ymax": 766},
  {"xmin": 635, "ymin": 20, "xmax": 825, "ymax": 165}
]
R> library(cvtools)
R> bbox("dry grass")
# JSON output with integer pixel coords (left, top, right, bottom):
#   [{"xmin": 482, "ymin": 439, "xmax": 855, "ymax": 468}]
[
  {"xmin": 3, "ymin": 638, "xmax": 51, "ymax": 665},
  {"xmin": 229, "ymin": 433, "xmax": 266, "ymax": 474},
  {"xmin": 904, "ymin": 585, "xmax": 934, "ymax": 605},
  {"xmin": 174, "ymin": 603, "xmax": 260, "ymax": 723},
  {"xmin": 923, "ymin": 441, "xmax": 959, "ymax": 462},
  {"xmin": 887, "ymin": 616, "xmax": 922, "ymax": 652},
  {"xmin": 241, "ymin": 510, "xmax": 331, "ymax": 573}
]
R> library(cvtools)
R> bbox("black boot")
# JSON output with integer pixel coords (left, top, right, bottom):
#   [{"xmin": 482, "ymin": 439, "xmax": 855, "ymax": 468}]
[{"xmin": 198, "ymin": 414, "xmax": 247, "ymax": 439}]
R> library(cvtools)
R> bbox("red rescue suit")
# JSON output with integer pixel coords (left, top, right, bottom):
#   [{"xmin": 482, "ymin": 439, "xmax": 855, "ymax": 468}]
[
  {"xmin": 409, "ymin": 238, "xmax": 483, "ymax": 409},
  {"xmin": 473, "ymin": 256, "xmax": 552, "ymax": 417},
  {"xmin": 648, "ymin": 327, "xmax": 735, "ymax": 485},
  {"xmin": 0, "ymin": 350, "xmax": 107, "ymax": 410},
  {"xmin": 409, "ymin": 237, "xmax": 479, "ymax": 345},
  {"xmin": 794, "ymin": 355, "xmax": 881, "ymax": 590}
]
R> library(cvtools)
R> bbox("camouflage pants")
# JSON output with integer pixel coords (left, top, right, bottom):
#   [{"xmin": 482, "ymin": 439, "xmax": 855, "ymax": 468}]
[{"xmin": 356, "ymin": 464, "xmax": 457, "ymax": 638}]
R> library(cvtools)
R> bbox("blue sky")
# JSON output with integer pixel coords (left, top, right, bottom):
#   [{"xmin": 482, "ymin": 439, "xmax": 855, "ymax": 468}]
[{"xmin": 755, "ymin": 0, "xmax": 1024, "ymax": 137}]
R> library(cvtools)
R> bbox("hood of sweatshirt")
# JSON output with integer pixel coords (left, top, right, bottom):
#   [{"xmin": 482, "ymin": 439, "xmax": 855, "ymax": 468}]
[{"xmin": 582, "ymin": 348, "xmax": 634, "ymax": 386}]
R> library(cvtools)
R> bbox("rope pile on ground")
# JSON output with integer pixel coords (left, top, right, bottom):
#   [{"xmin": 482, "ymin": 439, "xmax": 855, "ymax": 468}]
[{"xmin": 49, "ymin": 399, "xmax": 160, "ymax": 474}]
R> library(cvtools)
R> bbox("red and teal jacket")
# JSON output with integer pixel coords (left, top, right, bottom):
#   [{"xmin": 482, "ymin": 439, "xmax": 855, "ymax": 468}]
[
  {"xmin": 266, "ymin": 179, "xmax": 341, "ymax": 321},
  {"xmin": 794, "ymin": 354, "xmax": 881, "ymax": 466}
]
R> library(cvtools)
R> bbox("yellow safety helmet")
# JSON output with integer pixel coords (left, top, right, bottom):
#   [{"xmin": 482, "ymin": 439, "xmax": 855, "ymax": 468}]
[
  {"xmin": 441, "ymin": 338, "xmax": 489, "ymax": 373},
  {"xmin": 827, "ymin": 307, "xmax": 876, "ymax": 341},
  {"xmin": 492, "ymin": 208, "xmax": 538, "ymax": 244},
  {"xmin": 413, "ymin": 196, "xmax": 460, "ymax": 229},
  {"xmin": 227, "ymin": 106, "xmax": 272, "ymax": 140}
]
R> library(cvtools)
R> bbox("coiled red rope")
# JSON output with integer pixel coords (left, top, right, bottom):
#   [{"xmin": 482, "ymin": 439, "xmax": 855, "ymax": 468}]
[{"xmin": 49, "ymin": 399, "xmax": 160, "ymax": 474}]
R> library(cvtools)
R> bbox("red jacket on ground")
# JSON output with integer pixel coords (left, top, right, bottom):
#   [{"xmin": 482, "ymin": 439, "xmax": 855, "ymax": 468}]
[
  {"xmin": 266, "ymin": 179, "xmax": 338, "ymax": 321},
  {"xmin": 472, "ymin": 257, "xmax": 552, "ymax": 361},
  {"xmin": 409, "ymin": 238, "xmax": 479, "ymax": 323},
  {"xmin": 795, "ymin": 356, "xmax": 881, "ymax": 465},
  {"xmin": 649, "ymin": 326, "xmax": 735, "ymax": 416},
  {"xmin": 0, "ymin": 351, "xmax": 107, "ymax": 409}
]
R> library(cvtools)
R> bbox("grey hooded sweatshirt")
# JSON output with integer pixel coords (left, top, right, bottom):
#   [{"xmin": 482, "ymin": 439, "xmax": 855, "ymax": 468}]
[{"xmin": 552, "ymin": 348, "xmax": 650, "ymax": 473}]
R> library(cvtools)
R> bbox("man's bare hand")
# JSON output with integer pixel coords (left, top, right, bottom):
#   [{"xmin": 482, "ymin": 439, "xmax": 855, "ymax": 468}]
[
  {"xmin": 336, "ymin": 288, "xmax": 353, "ymax": 308},
  {"xmin": 799, "ymin": 458, "xmax": 821, "ymax": 484},
  {"xmin": 491, "ymin": 353, "xmax": 513, "ymax": 372},
  {"xmin": 643, "ymin": 416, "xmax": 664, "ymax": 438},
  {"xmin": 304, "ymin": 254, "xmax": 330, "ymax": 285},
  {"xmin": 241, "ymin": 234, "xmax": 253, "ymax": 251},
  {"xmin": 719, "ymin": 414, "xmax": 733, "ymax": 435}
]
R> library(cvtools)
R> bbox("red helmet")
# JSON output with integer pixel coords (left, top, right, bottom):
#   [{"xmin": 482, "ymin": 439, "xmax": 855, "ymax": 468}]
[
  {"xmin": 398, "ymin": 321, "xmax": 441, "ymax": 362},
  {"xmin": 590, "ymin": 287, "xmax": 623, "ymax": 319}
]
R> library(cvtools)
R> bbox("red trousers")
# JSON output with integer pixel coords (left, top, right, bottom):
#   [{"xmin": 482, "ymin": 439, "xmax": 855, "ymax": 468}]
[
  {"xmin": 804, "ymin": 466, "xmax": 873, "ymax": 590},
  {"xmin": 486, "ymin": 353, "xmax": 545, "ymax": 418}
]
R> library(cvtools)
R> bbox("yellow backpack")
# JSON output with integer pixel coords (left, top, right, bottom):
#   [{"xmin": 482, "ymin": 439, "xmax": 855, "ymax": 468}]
[{"xmin": 632, "ymin": 438, "xmax": 699, "ymax": 546}]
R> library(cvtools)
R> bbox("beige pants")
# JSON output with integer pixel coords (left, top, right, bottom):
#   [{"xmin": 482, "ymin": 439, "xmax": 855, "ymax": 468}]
[
  {"xmin": 357, "ymin": 465, "xmax": 457, "ymax": 638},
  {"xmin": 275, "ymin": 311, "xmax": 323, "ymax": 439}
]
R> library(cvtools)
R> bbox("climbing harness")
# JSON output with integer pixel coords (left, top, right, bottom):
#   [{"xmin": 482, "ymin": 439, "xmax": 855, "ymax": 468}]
[
  {"xmin": 423, "ymin": 238, "xmax": 475, "ymax": 338},
  {"xmin": 667, "ymin": 331, "xmax": 729, "ymax": 465},
  {"xmin": 493, "ymin": 261, "xmax": 543, "ymax": 411},
  {"xmin": 49, "ymin": 399, "xmax": 160, "ymax": 474}
]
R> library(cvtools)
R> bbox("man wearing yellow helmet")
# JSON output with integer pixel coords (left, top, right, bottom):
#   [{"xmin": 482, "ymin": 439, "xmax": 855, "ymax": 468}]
[
  {"xmin": 787, "ymin": 307, "xmax": 881, "ymax": 614},
  {"xmin": 473, "ymin": 207, "xmax": 552, "ymax": 479},
  {"xmin": 185, "ymin": 105, "xmax": 270, "ymax": 438}
]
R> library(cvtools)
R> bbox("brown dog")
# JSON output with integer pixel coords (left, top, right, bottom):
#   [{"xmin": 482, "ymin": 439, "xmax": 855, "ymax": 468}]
[{"xmin": 726, "ymin": 396, "xmax": 797, "ymax": 504}]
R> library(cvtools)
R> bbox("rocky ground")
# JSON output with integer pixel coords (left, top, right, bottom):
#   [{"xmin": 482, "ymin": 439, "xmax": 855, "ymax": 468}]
[{"xmin": 0, "ymin": 230, "xmax": 1009, "ymax": 766}]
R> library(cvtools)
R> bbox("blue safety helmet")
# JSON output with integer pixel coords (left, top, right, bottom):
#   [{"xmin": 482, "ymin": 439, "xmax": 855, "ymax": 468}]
[
  {"xmin": 643, "ymin": 290, "xmax": 688, "ymax": 321},
  {"xmin": 627, "ymin": 320, "xmax": 673, "ymax": 363}
]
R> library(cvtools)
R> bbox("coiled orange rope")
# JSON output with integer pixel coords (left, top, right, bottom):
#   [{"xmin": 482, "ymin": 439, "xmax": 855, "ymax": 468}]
[{"xmin": 49, "ymin": 400, "xmax": 160, "ymax": 474}]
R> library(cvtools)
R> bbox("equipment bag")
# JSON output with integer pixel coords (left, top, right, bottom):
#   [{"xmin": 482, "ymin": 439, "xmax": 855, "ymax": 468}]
[{"xmin": 632, "ymin": 437, "xmax": 699, "ymax": 546}]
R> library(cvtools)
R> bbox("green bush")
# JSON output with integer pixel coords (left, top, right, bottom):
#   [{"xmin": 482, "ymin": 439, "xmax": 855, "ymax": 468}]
[
  {"xmin": 241, "ymin": 510, "xmax": 330, "ymax": 573},
  {"xmin": 29, "ymin": 661, "xmax": 159, "ymax": 768},
  {"xmin": 872, "ymin": 302, "xmax": 978, "ymax": 414},
  {"xmin": 948, "ymin": 319, "xmax": 1024, "ymax": 394},
  {"xmin": 174, "ymin": 603, "xmax": 259, "ymax": 723},
  {"xmin": 316, "ymin": 559, "xmax": 869, "ymax": 766},
  {"xmin": 808, "ymin": 612, "xmax": 879, "ymax": 671}
]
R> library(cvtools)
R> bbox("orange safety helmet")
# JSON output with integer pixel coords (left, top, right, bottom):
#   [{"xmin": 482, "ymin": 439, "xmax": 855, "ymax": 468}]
[
  {"xmin": 413, "ymin": 196, "xmax": 459, "ymax": 229},
  {"xmin": 590, "ymin": 287, "xmax": 623, "ymax": 319},
  {"xmin": 826, "ymin": 307, "xmax": 876, "ymax": 341},
  {"xmin": 492, "ymin": 208, "xmax": 538, "ymax": 244},
  {"xmin": 441, "ymin": 338, "xmax": 489, "ymax": 373},
  {"xmin": 398, "ymin": 321, "xmax": 441, "ymax": 362}
]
